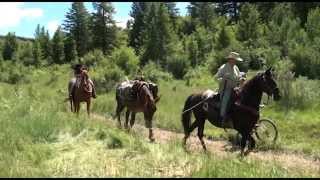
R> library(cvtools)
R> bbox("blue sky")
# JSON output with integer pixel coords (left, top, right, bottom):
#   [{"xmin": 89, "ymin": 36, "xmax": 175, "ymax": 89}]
[{"xmin": 0, "ymin": 2, "xmax": 189, "ymax": 39}]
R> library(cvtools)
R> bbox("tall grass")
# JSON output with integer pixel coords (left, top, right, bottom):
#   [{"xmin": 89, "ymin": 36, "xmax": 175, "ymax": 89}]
[{"xmin": 0, "ymin": 65, "xmax": 319, "ymax": 177}]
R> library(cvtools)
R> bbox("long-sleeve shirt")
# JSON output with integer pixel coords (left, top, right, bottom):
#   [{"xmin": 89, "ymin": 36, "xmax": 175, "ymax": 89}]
[{"xmin": 215, "ymin": 63, "xmax": 241, "ymax": 93}]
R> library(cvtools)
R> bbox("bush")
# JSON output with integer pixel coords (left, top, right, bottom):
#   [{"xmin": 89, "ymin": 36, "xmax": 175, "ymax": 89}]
[
  {"xmin": 274, "ymin": 59, "xmax": 320, "ymax": 110},
  {"xmin": 0, "ymin": 61, "xmax": 31, "ymax": 84},
  {"xmin": 91, "ymin": 65, "xmax": 125, "ymax": 93},
  {"xmin": 110, "ymin": 46, "xmax": 139, "ymax": 75},
  {"xmin": 167, "ymin": 54, "xmax": 190, "ymax": 79},
  {"xmin": 141, "ymin": 62, "xmax": 173, "ymax": 83},
  {"xmin": 184, "ymin": 64, "xmax": 212, "ymax": 86},
  {"xmin": 81, "ymin": 49, "xmax": 106, "ymax": 68}
]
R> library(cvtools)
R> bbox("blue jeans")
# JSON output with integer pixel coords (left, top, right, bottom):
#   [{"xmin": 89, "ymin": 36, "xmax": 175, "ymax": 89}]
[{"xmin": 220, "ymin": 88, "xmax": 232, "ymax": 118}]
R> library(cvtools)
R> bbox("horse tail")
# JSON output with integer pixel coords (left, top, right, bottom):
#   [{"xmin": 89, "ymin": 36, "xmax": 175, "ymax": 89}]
[{"xmin": 182, "ymin": 94, "xmax": 195, "ymax": 136}]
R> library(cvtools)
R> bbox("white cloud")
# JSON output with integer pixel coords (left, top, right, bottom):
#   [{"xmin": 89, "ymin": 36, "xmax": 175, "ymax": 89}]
[
  {"xmin": 0, "ymin": 2, "xmax": 43, "ymax": 28},
  {"xmin": 115, "ymin": 17, "xmax": 133, "ymax": 29},
  {"xmin": 47, "ymin": 20, "xmax": 59, "ymax": 37}
]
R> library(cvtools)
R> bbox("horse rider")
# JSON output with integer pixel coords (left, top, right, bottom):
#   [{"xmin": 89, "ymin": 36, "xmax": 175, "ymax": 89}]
[
  {"xmin": 69, "ymin": 64, "xmax": 97, "ymax": 99},
  {"xmin": 215, "ymin": 52, "xmax": 243, "ymax": 126}
]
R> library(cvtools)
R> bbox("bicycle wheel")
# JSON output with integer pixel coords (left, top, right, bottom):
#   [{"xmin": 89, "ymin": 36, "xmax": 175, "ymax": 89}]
[{"xmin": 255, "ymin": 118, "xmax": 278, "ymax": 143}]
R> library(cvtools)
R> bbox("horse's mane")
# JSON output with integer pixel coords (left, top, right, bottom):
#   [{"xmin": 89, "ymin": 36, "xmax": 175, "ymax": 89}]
[
  {"xmin": 241, "ymin": 73, "xmax": 262, "ymax": 93},
  {"xmin": 239, "ymin": 72, "xmax": 263, "ymax": 105}
]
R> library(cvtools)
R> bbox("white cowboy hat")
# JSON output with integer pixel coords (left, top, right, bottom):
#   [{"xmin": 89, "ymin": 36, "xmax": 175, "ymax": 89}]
[{"xmin": 226, "ymin": 52, "xmax": 243, "ymax": 62}]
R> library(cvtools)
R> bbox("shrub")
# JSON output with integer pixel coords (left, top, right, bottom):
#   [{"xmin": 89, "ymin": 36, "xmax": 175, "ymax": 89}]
[
  {"xmin": 274, "ymin": 59, "xmax": 320, "ymax": 110},
  {"xmin": 91, "ymin": 65, "xmax": 125, "ymax": 93},
  {"xmin": 184, "ymin": 64, "xmax": 212, "ymax": 86},
  {"xmin": 167, "ymin": 53, "xmax": 190, "ymax": 79},
  {"xmin": 81, "ymin": 49, "xmax": 106, "ymax": 68},
  {"xmin": 141, "ymin": 62, "xmax": 173, "ymax": 83},
  {"xmin": 110, "ymin": 46, "xmax": 139, "ymax": 75},
  {"xmin": 0, "ymin": 61, "xmax": 31, "ymax": 84}
]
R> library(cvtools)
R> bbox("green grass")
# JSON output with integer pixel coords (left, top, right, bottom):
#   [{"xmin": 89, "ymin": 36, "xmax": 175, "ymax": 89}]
[{"xmin": 0, "ymin": 64, "xmax": 319, "ymax": 177}]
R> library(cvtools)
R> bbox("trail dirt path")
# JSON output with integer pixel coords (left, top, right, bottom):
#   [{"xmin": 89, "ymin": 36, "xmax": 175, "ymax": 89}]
[{"xmin": 91, "ymin": 114, "xmax": 320, "ymax": 174}]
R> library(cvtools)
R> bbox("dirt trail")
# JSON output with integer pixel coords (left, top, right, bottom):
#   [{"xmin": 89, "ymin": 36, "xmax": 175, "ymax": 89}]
[{"xmin": 91, "ymin": 114, "xmax": 320, "ymax": 174}]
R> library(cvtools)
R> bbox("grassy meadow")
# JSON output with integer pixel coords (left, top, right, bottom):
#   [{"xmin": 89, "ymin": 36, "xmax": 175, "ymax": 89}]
[{"xmin": 0, "ymin": 65, "xmax": 319, "ymax": 177}]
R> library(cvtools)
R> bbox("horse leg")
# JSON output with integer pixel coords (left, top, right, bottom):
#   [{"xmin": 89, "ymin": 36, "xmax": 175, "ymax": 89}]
[
  {"xmin": 145, "ymin": 115, "xmax": 155, "ymax": 142},
  {"xmin": 70, "ymin": 99, "xmax": 73, "ymax": 112},
  {"xmin": 129, "ymin": 112, "xmax": 136, "ymax": 128},
  {"xmin": 183, "ymin": 118, "xmax": 199, "ymax": 148},
  {"xmin": 75, "ymin": 101, "xmax": 80, "ymax": 116},
  {"xmin": 240, "ymin": 133, "xmax": 249, "ymax": 156},
  {"xmin": 245, "ymin": 135, "xmax": 256, "ymax": 155},
  {"xmin": 116, "ymin": 103, "xmax": 124, "ymax": 128},
  {"xmin": 197, "ymin": 119, "xmax": 207, "ymax": 151},
  {"xmin": 87, "ymin": 100, "xmax": 91, "ymax": 117},
  {"xmin": 125, "ymin": 109, "xmax": 130, "ymax": 131}
]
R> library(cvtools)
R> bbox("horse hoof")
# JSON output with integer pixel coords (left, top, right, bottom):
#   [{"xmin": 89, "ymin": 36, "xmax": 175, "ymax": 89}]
[{"xmin": 150, "ymin": 138, "xmax": 155, "ymax": 143}]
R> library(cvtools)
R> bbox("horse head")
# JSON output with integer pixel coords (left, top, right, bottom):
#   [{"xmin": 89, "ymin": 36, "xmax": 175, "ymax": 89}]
[
  {"xmin": 80, "ymin": 70, "xmax": 91, "ymax": 93},
  {"xmin": 260, "ymin": 67, "xmax": 281, "ymax": 101}
]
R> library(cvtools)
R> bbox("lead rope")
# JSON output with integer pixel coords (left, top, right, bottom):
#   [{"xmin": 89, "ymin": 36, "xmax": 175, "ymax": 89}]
[{"xmin": 182, "ymin": 96, "xmax": 211, "ymax": 114}]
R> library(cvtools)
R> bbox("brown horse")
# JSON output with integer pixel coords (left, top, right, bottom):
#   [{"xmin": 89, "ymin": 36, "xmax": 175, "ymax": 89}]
[
  {"xmin": 115, "ymin": 81, "xmax": 160, "ymax": 142},
  {"xmin": 69, "ymin": 70, "xmax": 93, "ymax": 116},
  {"xmin": 181, "ymin": 68, "xmax": 281, "ymax": 155}
]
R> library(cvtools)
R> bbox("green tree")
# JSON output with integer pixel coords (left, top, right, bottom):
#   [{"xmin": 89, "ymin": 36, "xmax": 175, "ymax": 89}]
[
  {"xmin": 2, "ymin": 32, "xmax": 18, "ymax": 60},
  {"xmin": 32, "ymin": 40, "xmax": 42, "ymax": 67},
  {"xmin": 128, "ymin": 2, "xmax": 150, "ymax": 55},
  {"xmin": 293, "ymin": 2, "xmax": 320, "ymax": 27},
  {"xmin": 215, "ymin": 2, "xmax": 242, "ymax": 23},
  {"xmin": 64, "ymin": 35, "xmax": 78, "ymax": 63},
  {"xmin": 63, "ymin": 2, "xmax": 91, "ymax": 57},
  {"xmin": 141, "ymin": 3, "xmax": 178, "ymax": 69},
  {"xmin": 215, "ymin": 18, "xmax": 233, "ymax": 50},
  {"xmin": 187, "ymin": 2, "xmax": 216, "ymax": 29},
  {"xmin": 51, "ymin": 26, "xmax": 65, "ymax": 64},
  {"xmin": 90, "ymin": 2, "xmax": 117, "ymax": 55},
  {"xmin": 164, "ymin": 2, "xmax": 179, "ymax": 30},
  {"xmin": 236, "ymin": 3, "xmax": 261, "ymax": 47},
  {"xmin": 306, "ymin": 8, "xmax": 320, "ymax": 41}
]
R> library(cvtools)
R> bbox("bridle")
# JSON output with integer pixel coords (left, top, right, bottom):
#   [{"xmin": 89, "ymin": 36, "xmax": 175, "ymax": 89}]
[{"xmin": 262, "ymin": 74, "xmax": 279, "ymax": 104}]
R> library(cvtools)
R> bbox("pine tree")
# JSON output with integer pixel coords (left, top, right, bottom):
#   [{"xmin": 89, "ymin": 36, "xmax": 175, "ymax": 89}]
[
  {"xmin": 90, "ymin": 2, "xmax": 117, "ymax": 55},
  {"xmin": 128, "ymin": 2, "xmax": 150, "ymax": 55},
  {"xmin": 187, "ymin": 2, "xmax": 216, "ymax": 29},
  {"xmin": 215, "ymin": 2, "xmax": 242, "ymax": 24},
  {"xmin": 63, "ymin": 2, "xmax": 90, "ymax": 57},
  {"xmin": 141, "ymin": 2, "xmax": 178, "ymax": 69},
  {"xmin": 64, "ymin": 34, "xmax": 78, "ymax": 63},
  {"xmin": 51, "ymin": 26, "xmax": 65, "ymax": 64},
  {"xmin": 237, "ymin": 3, "xmax": 261, "ymax": 47},
  {"xmin": 164, "ymin": 2, "xmax": 179, "ymax": 30},
  {"xmin": 32, "ymin": 40, "xmax": 42, "ymax": 67},
  {"xmin": 2, "ymin": 32, "xmax": 18, "ymax": 60},
  {"xmin": 33, "ymin": 25, "xmax": 51, "ymax": 61},
  {"xmin": 293, "ymin": 2, "xmax": 320, "ymax": 27},
  {"xmin": 306, "ymin": 8, "xmax": 320, "ymax": 41}
]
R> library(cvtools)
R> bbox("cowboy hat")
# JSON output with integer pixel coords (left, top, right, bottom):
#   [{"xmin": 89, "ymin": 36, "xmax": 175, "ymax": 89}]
[{"xmin": 226, "ymin": 52, "xmax": 243, "ymax": 62}]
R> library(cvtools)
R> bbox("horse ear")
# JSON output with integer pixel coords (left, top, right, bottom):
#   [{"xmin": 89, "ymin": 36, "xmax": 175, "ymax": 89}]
[{"xmin": 265, "ymin": 67, "xmax": 272, "ymax": 76}]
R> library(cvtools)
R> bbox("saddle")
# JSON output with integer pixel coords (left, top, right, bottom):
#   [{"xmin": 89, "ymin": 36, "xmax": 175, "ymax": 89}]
[
  {"xmin": 132, "ymin": 80, "xmax": 149, "ymax": 100},
  {"xmin": 202, "ymin": 87, "xmax": 243, "ymax": 122}
]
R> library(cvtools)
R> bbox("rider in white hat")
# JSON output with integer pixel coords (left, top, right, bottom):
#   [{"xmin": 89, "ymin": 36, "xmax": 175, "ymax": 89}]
[{"xmin": 215, "ymin": 52, "xmax": 243, "ymax": 127}]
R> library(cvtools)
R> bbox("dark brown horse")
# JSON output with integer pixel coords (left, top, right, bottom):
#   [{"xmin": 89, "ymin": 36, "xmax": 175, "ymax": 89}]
[
  {"xmin": 181, "ymin": 68, "xmax": 281, "ymax": 155},
  {"xmin": 115, "ymin": 81, "xmax": 160, "ymax": 142},
  {"xmin": 70, "ymin": 70, "xmax": 93, "ymax": 116}
]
